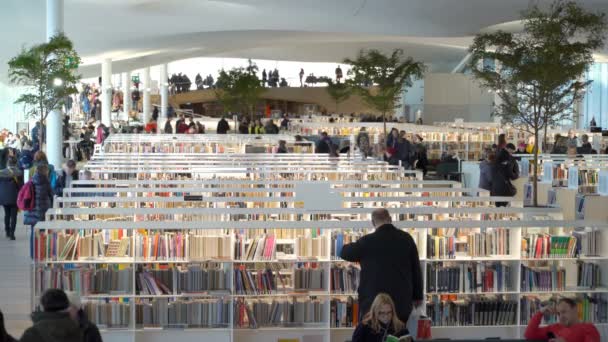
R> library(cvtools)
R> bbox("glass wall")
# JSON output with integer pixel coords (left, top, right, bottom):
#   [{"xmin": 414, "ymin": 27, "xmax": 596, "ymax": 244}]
[{"xmin": 582, "ymin": 63, "xmax": 608, "ymax": 129}]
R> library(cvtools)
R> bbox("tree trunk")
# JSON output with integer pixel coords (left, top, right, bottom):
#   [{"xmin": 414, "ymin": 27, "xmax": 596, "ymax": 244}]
[
  {"xmin": 543, "ymin": 124, "xmax": 548, "ymax": 154},
  {"xmin": 40, "ymin": 121, "xmax": 45, "ymax": 151},
  {"xmin": 533, "ymin": 130, "xmax": 540, "ymax": 207}
]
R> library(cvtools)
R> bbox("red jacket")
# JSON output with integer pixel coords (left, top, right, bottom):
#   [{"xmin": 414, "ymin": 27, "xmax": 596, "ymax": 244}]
[{"xmin": 524, "ymin": 312, "xmax": 600, "ymax": 342}]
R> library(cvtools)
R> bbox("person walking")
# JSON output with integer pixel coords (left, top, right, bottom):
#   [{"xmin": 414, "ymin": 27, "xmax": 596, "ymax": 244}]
[
  {"xmin": 54, "ymin": 160, "xmax": 79, "ymax": 197},
  {"xmin": 396, "ymin": 131, "xmax": 413, "ymax": 169},
  {"xmin": 164, "ymin": 118, "xmax": 173, "ymax": 134},
  {"xmin": 0, "ymin": 157, "xmax": 22, "ymax": 240},
  {"xmin": 340, "ymin": 208, "xmax": 423, "ymax": 323},
  {"xmin": 216, "ymin": 116, "xmax": 230, "ymax": 134},
  {"xmin": 66, "ymin": 292, "xmax": 103, "ymax": 342},
  {"xmin": 356, "ymin": 127, "xmax": 371, "ymax": 160},
  {"xmin": 24, "ymin": 163, "xmax": 54, "ymax": 259},
  {"xmin": 491, "ymin": 143, "xmax": 519, "ymax": 207},
  {"xmin": 20, "ymin": 289, "xmax": 82, "ymax": 342},
  {"xmin": 478, "ymin": 148, "xmax": 495, "ymax": 192}
]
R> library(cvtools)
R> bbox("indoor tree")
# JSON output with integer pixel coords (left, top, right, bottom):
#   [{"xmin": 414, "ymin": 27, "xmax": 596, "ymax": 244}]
[
  {"xmin": 325, "ymin": 79, "xmax": 352, "ymax": 113},
  {"xmin": 345, "ymin": 49, "xmax": 425, "ymax": 135},
  {"xmin": 7, "ymin": 33, "xmax": 81, "ymax": 146},
  {"xmin": 215, "ymin": 59, "xmax": 265, "ymax": 121},
  {"xmin": 468, "ymin": 0, "xmax": 606, "ymax": 207}
]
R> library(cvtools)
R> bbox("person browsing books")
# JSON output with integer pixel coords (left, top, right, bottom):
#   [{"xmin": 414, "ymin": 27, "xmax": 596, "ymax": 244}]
[
  {"xmin": 340, "ymin": 208, "xmax": 423, "ymax": 324},
  {"xmin": 524, "ymin": 297, "xmax": 600, "ymax": 342},
  {"xmin": 352, "ymin": 293, "xmax": 412, "ymax": 342}
]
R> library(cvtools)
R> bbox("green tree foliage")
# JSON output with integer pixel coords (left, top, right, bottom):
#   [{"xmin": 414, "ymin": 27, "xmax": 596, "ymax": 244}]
[
  {"xmin": 325, "ymin": 79, "xmax": 352, "ymax": 113},
  {"xmin": 8, "ymin": 33, "xmax": 81, "ymax": 144},
  {"xmin": 215, "ymin": 59, "xmax": 265, "ymax": 121},
  {"xmin": 468, "ymin": 0, "xmax": 606, "ymax": 207},
  {"xmin": 345, "ymin": 49, "xmax": 425, "ymax": 135}
]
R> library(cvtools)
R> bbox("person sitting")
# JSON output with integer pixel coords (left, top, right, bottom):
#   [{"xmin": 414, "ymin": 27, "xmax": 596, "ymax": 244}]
[
  {"xmin": 524, "ymin": 297, "xmax": 600, "ymax": 342},
  {"xmin": 577, "ymin": 134, "xmax": 595, "ymax": 154},
  {"xmin": 249, "ymin": 119, "xmax": 265, "ymax": 135},
  {"xmin": 264, "ymin": 119, "xmax": 279, "ymax": 134},
  {"xmin": 352, "ymin": 293, "xmax": 411, "ymax": 342},
  {"xmin": 20, "ymin": 289, "xmax": 82, "ymax": 342}
]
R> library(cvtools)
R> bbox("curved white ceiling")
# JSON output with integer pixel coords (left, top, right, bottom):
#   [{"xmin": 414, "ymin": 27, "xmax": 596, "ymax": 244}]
[{"xmin": 1, "ymin": 0, "xmax": 607, "ymax": 80}]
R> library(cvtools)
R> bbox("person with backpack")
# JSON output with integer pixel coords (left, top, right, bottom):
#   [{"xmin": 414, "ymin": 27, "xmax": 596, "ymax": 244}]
[
  {"xmin": 54, "ymin": 160, "xmax": 79, "ymax": 197},
  {"xmin": 0, "ymin": 157, "xmax": 23, "ymax": 240},
  {"xmin": 96, "ymin": 122, "xmax": 110, "ymax": 144},
  {"xmin": 356, "ymin": 127, "xmax": 372, "ymax": 160},
  {"xmin": 23, "ymin": 163, "xmax": 54, "ymax": 259}
]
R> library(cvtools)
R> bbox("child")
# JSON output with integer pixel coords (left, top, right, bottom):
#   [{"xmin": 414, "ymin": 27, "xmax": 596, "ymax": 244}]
[{"xmin": 352, "ymin": 293, "xmax": 412, "ymax": 342}]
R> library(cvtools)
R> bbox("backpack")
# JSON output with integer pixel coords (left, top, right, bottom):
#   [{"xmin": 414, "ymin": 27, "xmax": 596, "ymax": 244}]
[{"xmin": 17, "ymin": 180, "xmax": 35, "ymax": 210}]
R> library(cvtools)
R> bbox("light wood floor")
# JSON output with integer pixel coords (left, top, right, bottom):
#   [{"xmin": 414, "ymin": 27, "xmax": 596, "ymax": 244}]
[{"xmin": 0, "ymin": 212, "xmax": 33, "ymax": 339}]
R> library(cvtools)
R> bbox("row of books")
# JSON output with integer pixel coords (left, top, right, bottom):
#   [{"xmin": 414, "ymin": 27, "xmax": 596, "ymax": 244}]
[
  {"xmin": 427, "ymin": 296, "xmax": 517, "ymax": 327},
  {"xmin": 331, "ymin": 231, "xmax": 364, "ymax": 260},
  {"xmin": 35, "ymin": 266, "xmax": 132, "ymax": 295},
  {"xmin": 426, "ymin": 228, "xmax": 511, "ymax": 259},
  {"xmin": 577, "ymin": 262, "xmax": 602, "ymax": 289},
  {"xmin": 234, "ymin": 267, "xmax": 279, "ymax": 295},
  {"xmin": 296, "ymin": 235, "xmax": 328, "ymax": 259},
  {"xmin": 35, "ymin": 232, "xmax": 131, "ymax": 261},
  {"xmin": 235, "ymin": 234, "xmax": 276, "ymax": 261},
  {"xmin": 520, "ymin": 294, "xmax": 608, "ymax": 325},
  {"xmin": 426, "ymin": 263, "xmax": 513, "ymax": 294},
  {"xmin": 135, "ymin": 298, "xmax": 230, "ymax": 327},
  {"xmin": 234, "ymin": 298, "xmax": 328, "ymax": 328},
  {"xmin": 294, "ymin": 266, "xmax": 325, "ymax": 291},
  {"xmin": 330, "ymin": 264, "xmax": 360, "ymax": 293},
  {"xmin": 330, "ymin": 296, "xmax": 360, "ymax": 328},
  {"xmin": 520, "ymin": 265, "xmax": 566, "ymax": 292},
  {"xmin": 521, "ymin": 234, "xmax": 577, "ymax": 259},
  {"xmin": 84, "ymin": 301, "xmax": 131, "ymax": 328}
]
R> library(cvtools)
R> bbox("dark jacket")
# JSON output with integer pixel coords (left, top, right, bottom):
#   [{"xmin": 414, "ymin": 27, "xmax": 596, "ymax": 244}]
[
  {"xmin": 0, "ymin": 167, "xmax": 23, "ymax": 205},
  {"xmin": 54, "ymin": 169, "xmax": 79, "ymax": 197},
  {"xmin": 577, "ymin": 143, "xmax": 594, "ymax": 154},
  {"xmin": 24, "ymin": 172, "xmax": 54, "ymax": 226},
  {"xmin": 316, "ymin": 137, "xmax": 331, "ymax": 154},
  {"xmin": 396, "ymin": 139, "xmax": 412, "ymax": 167},
  {"xmin": 352, "ymin": 321, "xmax": 409, "ymax": 342},
  {"xmin": 164, "ymin": 121, "xmax": 173, "ymax": 134},
  {"xmin": 77, "ymin": 310, "xmax": 102, "ymax": 342},
  {"xmin": 491, "ymin": 149, "xmax": 519, "ymax": 197},
  {"xmin": 478, "ymin": 160, "xmax": 493, "ymax": 191},
  {"xmin": 341, "ymin": 224, "xmax": 423, "ymax": 323},
  {"xmin": 265, "ymin": 123, "xmax": 279, "ymax": 134},
  {"xmin": 216, "ymin": 119, "xmax": 230, "ymax": 134},
  {"xmin": 20, "ymin": 311, "xmax": 82, "ymax": 342},
  {"xmin": 238, "ymin": 123, "xmax": 249, "ymax": 134}
]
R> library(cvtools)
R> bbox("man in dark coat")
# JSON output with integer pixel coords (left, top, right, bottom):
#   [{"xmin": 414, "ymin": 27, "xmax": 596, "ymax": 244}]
[
  {"xmin": 491, "ymin": 143, "xmax": 520, "ymax": 207},
  {"xmin": 20, "ymin": 289, "xmax": 82, "ymax": 342},
  {"xmin": 0, "ymin": 157, "xmax": 22, "ymax": 240},
  {"xmin": 341, "ymin": 208, "xmax": 423, "ymax": 323},
  {"xmin": 216, "ymin": 116, "xmax": 230, "ymax": 134}
]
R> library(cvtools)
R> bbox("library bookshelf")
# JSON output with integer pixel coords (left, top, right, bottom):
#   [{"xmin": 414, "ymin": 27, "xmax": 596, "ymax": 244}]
[{"xmin": 34, "ymin": 211, "xmax": 608, "ymax": 342}]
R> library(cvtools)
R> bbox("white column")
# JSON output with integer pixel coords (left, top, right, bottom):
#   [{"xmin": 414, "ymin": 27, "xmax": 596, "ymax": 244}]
[
  {"xmin": 46, "ymin": 0, "xmax": 64, "ymax": 168},
  {"xmin": 101, "ymin": 59, "xmax": 112, "ymax": 127},
  {"xmin": 142, "ymin": 67, "xmax": 151, "ymax": 124},
  {"xmin": 122, "ymin": 72, "xmax": 131, "ymax": 120},
  {"xmin": 160, "ymin": 64, "xmax": 168, "ymax": 119}
]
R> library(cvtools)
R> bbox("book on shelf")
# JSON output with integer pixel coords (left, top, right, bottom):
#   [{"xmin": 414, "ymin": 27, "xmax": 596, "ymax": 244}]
[
  {"xmin": 135, "ymin": 298, "xmax": 230, "ymax": 328},
  {"xmin": 330, "ymin": 296, "xmax": 359, "ymax": 328},
  {"xmin": 577, "ymin": 262, "xmax": 602, "ymax": 289},
  {"xmin": 426, "ymin": 262, "xmax": 513, "ymax": 294},
  {"xmin": 331, "ymin": 231, "xmax": 365, "ymax": 260},
  {"xmin": 520, "ymin": 294, "xmax": 608, "ymax": 325},
  {"xmin": 294, "ymin": 264, "xmax": 325, "ymax": 291},
  {"xmin": 427, "ymin": 228, "xmax": 511, "ymax": 259},
  {"xmin": 330, "ymin": 264, "xmax": 360, "ymax": 294},
  {"xmin": 234, "ymin": 297, "xmax": 328, "ymax": 328},
  {"xmin": 235, "ymin": 233, "xmax": 276, "ymax": 261},
  {"xmin": 36, "ymin": 265, "xmax": 132, "ymax": 295},
  {"xmin": 521, "ymin": 234, "xmax": 578, "ymax": 259},
  {"xmin": 234, "ymin": 265, "xmax": 277, "ymax": 295},
  {"xmin": 84, "ymin": 300, "xmax": 131, "ymax": 328},
  {"xmin": 520, "ymin": 264, "xmax": 566, "ymax": 292},
  {"xmin": 177, "ymin": 264, "xmax": 230, "ymax": 294},
  {"xmin": 426, "ymin": 295, "xmax": 517, "ymax": 327}
]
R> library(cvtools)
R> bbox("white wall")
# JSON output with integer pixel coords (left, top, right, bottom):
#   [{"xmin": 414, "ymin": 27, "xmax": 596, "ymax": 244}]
[
  {"xmin": 402, "ymin": 79, "xmax": 424, "ymax": 122},
  {"xmin": 423, "ymin": 73, "xmax": 494, "ymax": 123},
  {"xmin": 0, "ymin": 81, "xmax": 29, "ymax": 132}
]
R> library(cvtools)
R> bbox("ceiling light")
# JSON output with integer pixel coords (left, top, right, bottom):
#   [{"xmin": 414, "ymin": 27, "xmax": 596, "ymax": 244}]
[{"xmin": 53, "ymin": 78, "xmax": 63, "ymax": 86}]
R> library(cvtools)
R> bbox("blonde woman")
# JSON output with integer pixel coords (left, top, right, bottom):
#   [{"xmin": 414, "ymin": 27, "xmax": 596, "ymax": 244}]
[{"xmin": 352, "ymin": 293, "xmax": 411, "ymax": 342}]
